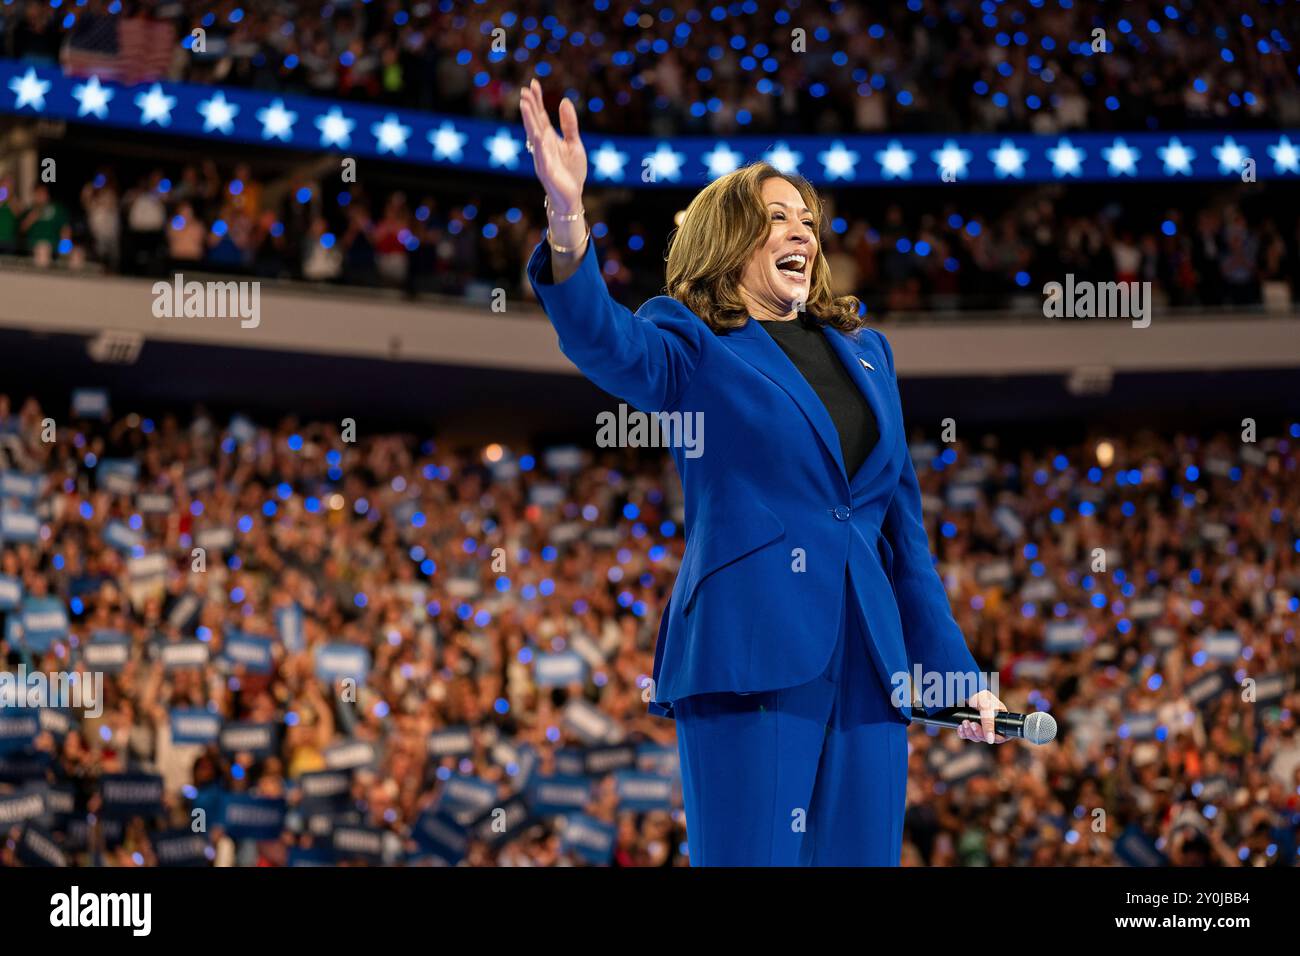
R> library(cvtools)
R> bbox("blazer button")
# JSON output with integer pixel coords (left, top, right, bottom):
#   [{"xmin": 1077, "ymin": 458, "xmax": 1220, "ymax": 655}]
[{"xmin": 832, "ymin": 505, "xmax": 852, "ymax": 521}]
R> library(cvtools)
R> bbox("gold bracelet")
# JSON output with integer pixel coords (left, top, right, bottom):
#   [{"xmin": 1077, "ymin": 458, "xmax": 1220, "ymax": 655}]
[
  {"xmin": 548, "ymin": 226, "xmax": 590, "ymax": 255},
  {"xmin": 544, "ymin": 194, "xmax": 584, "ymax": 222}
]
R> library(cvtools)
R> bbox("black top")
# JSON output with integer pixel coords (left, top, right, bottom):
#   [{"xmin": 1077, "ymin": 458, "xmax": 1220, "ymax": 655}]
[{"xmin": 757, "ymin": 315, "xmax": 879, "ymax": 477}]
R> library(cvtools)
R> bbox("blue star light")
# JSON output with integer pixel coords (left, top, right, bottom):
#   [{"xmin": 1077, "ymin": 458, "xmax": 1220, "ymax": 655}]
[
  {"xmin": 197, "ymin": 91, "xmax": 239, "ymax": 134},
  {"xmin": 1158, "ymin": 137, "xmax": 1196, "ymax": 175},
  {"xmin": 931, "ymin": 140, "xmax": 972, "ymax": 180},
  {"xmin": 428, "ymin": 121, "xmax": 466, "ymax": 161},
  {"xmin": 1102, "ymin": 138, "xmax": 1140, "ymax": 176},
  {"xmin": 372, "ymin": 114, "xmax": 411, "ymax": 155},
  {"xmin": 875, "ymin": 140, "xmax": 915, "ymax": 180},
  {"xmin": 764, "ymin": 142, "xmax": 803, "ymax": 175},
  {"xmin": 989, "ymin": 139, "xmax": 1028, "ymax": 178},
  {"xmin": 644, "ymin": 142, "xmax": 686, "ymax": 181},
  {"xmin": 591, "ymin": 142, "xmax": 629, "ymax": 181},
  {"xmin": 819, "ymin": 141, "xmax": 860, "ymax": 181},
  {"xmin": 9, "ymin": 68, "xmax": 50, "ymax": 111},
  {"xmin": 1212, "ymin": 137, "xmax": 1251, "ymax": 175},
  {"xmin": 256, "ymin": 99, "xmax": 298, "ymax": 141},
  {"xmin": 134, "ymin": 83, "xmax": 175, "ymax": 126},
  {"xmin": 1047, "ymin": 138, "xmax": 1085, "ymax": 177},
  {"xmin": 1267, "ymin": 135, "xmax": 1299, "ymax": 174},
  {"xmin": 315, "ymin": 107, "xmax": 355, "ymax": 148},
  {"xmin": 485, "ymin": 128, "xmax": 524, "ymax": 169},
  {"xmin": 704, "ymin": 142, "xmax": 744, "ymax": 179},
  {"xmin": 71, "ymin": 75, "xmax": 113, "ymax": 119}
]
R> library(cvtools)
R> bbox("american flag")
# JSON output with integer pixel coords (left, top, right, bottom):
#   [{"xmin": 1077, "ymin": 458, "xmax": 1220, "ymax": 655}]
[{"xmin": 62, "ymin": 14, "xmax": 175, "ymax": 85}]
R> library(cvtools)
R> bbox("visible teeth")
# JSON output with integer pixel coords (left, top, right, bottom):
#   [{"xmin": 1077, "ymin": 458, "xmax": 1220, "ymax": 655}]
[{"xmin": 776, "ymin": 254, "xmax": 806, "ymax": 270}]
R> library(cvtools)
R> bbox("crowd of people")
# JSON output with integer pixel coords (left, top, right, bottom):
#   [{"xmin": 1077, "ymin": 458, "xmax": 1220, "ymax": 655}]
[
  {"xmin": 0, "ymin": 391, "xmax": 1296, "ymax": 866},
  {"xmin": 1, "ymin": 157, "xmax": 1297, "ymax": 315},
  {"xmin": 2, "ymin": 0, "xmax": 1297, "ymax": 136}
]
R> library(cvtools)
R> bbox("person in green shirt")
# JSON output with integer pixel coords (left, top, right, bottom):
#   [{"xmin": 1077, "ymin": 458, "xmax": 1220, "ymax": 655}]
[
  {"xmin": 0, "ymin": 177, "xmax": 20, "ymax": 253},
  {"xmin": 21, "ymin": 184, "xmax": 68, "ymax": 258}
]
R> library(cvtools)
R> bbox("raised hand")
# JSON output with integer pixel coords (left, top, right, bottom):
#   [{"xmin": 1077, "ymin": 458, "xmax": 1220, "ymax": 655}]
[{"xmin": 518, "ymin": 78, "xmax": 587, "ymax": 217}]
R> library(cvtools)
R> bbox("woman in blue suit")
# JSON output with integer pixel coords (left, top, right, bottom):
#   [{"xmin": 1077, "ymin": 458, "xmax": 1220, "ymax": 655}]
[{"xmin": 519, "ymin": 80, "xmax": 1008, "ymax": 866}]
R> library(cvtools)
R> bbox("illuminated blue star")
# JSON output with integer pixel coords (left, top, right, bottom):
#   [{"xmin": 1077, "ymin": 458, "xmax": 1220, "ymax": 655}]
[
  {"xmin": 764, "ymin": 142, "xmax": 803, "ymax": 175},
  {"xmin": 1047, "ymin": 138, "xmax": 1085, "ymax": 177},
  {"xmin": 9, "ymin": 67, "xmax": 50, "ymax": 111},
  {"xmin": 645, "ymin": 142, "xmax": 685, "ymax": 181},
  {"xmin": 197, "ymin": 91, "xmax": 239, "ymax": 134},
  {"xmin": 591, "ymin": 141, "xmax": 629, "ymax": 181},
  {"xmin": 371, "ymin": 113, "xmax": 411, "ymax": 155},
  {"xmin": 989, "ymin": 139, "xmax": 1028, "ymax": 178},
  {"xmin": 1267, "ymin": 135, "xmax": 1299, "ymax": 175},
  {"xmin": 704, "ymin": 142, "xmax": 744, "ymax": 179},
  {"xmin": 1212, "ymin": 137, "xmax": 1249, "ymax": 175},
  {"xmin": 485, "ymin": 128, "xmax": 523, "ymax": 168},
  {"xmin": 256, "ymin": 99, "xmax": 298, "ymax": 141},
  {"xmin": 1102, "ymin": 138, "xmax": 1140, "ymax": 176},
  {"xmin": 1157, "ymin": 137, "xmax": 1195, "ymax": 175},
  {"xmin": 875, "ymin": 140, "xmax": 915, "ymax": 179},
  {"xmin": 71, "ymin": 75, "xmax": 113, "ymax": 119},
  {"xmin": 819, "ymin": 141, "xmax": 860, "ymax": 181},
  {"xmin": 315, "ymin": 107, "xmax": 355, "ymax": 148},
  {"xmin": 931, "ymin": 140, "xmax": 972, "ymax": 180},
  {"xmin": 134, "ymin": 83, "xmax": 175, "ymax": 126},
  {"xmin": 428, "ymin": 121, "xmax": 466, "ymax": 161}
]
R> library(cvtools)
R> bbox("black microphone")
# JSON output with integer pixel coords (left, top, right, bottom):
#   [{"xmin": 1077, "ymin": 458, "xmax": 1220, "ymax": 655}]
[{"xmin": 910, "ymin": 706, "xmax": 1057, "ymax": 745}]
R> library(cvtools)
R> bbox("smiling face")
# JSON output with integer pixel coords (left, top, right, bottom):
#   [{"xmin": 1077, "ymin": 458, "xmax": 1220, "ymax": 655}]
[{"xmin": 737, "ymin": 176, "xmax": 819, "ymax": 322}]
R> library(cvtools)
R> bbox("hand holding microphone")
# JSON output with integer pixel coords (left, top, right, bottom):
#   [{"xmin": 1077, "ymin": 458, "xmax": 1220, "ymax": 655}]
[{"xmin": 913, "ymin": 689, "xmax": 1058, "ymax": 745}]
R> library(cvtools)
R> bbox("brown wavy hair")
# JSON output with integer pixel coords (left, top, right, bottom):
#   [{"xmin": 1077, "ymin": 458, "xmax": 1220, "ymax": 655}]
[{"xmin": 663, "ymin": 162, "xmax": 865, "ymax": 333}]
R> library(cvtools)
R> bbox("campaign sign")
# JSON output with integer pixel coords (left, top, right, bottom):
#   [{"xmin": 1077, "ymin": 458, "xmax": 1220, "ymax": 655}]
[
  {"xmin": 555, "ymin": 748, "xmax": 586, "ymax": 778},
  {"xmin": 0, "ymin": 574, "xmax": 22, "ymax": 610},
  {"xmin": 221, "ymin": 631, "xmax": 275, "ymax": 674},
  {"xmin": 411, "ymin": 809, "xmax": 469, "ymax": 865},
  {"xmin": 152, "ymin": 830, "xmax": 211, "ymax": 867},
  {"xmin": 1121, "ymin": 712, "xmax": 1160, "ymax": 740},
  {"xmin": 1044, "ymin": 620, "xmax": 1087, "ymax": 654},
  {"xmin": 276, "ymin": 604, "xmax": 305, "ymax": 652},
  {"xmin": 636, "ymin": 743, "xmax": 679, "ymax": 779},
  {"xmin": 102, "ymin": 519, "xmax": 144, "ymax": 553},
  {"xmin": 332, "ymin": 826, "xmax": 386, "ymax": 864},
  {"xmin": 99, "ymin": 774, "xmax": 164, "ymax": 820},
  {"xmin": 467, "ymin": 794, "xmax": 534, "ymax": 848},
  {"xmin": 526, "ymin": 774, "xmax": 590, "ymax": 818},
  {"xmin": 534, "ymin": 651, "xmax": 586, "ymax": 687},
  {"xmin": 136, "ymin": 492, "xmax": 175, "ymax": 515},
  {"xmin": 83, "ymin": 630, "xmax": 131, "ymax": 674},
  {"xmin": 427, "ymin": 726, "xmax": 474, "ymax": 759},
  {"xmin": 1201, "ymin": 630, "xmax": 1243, "ymax": 663},
  {"xmin": 222, "ymin": 793, "xmax": 288, "ymax": 840},
  {"xmin": 614, "ymin": 771, "xmax": 674, "ymax": 812},
  {"xmin": 71, "ymin": 388, "xmax": 109, "ymax": 419},
  {"xmin": 0, "ymin": 789, "xmax": 46, "ymax": 826},
  {"xmin": 0, "ymin": 471, "xmax": 43, "ymax": 500},
  {"xmin": 19, "ymin": 597, "xmax": 69, "ymax": 653},
  {"xmin": 219, "ymin": 721, "xmax": 278, "ymax": 758},
  {"xmin": 166, "ymin": 593, "xmax": 204, "ymax": 632},
  {"xmin": 97, "ymin": 458, "xmax": 139, "ymax": 496},
  {"xmin": 583, "ymin": 743, "xmax": 638, "ymax": 777},
  {"xmin": 314, "ymin": 643, "xmax": 371, "ymax": 684},
  {"xmin": 323, "ymin": 739, "xmax": 377, "ymax": 771},
  {"xmin": 0, "ymin": 506, "xmax": 39, "ymax": 543},
  {"xmin": 1115, "ymin": 824, "xmax": 1169, "ymax": 867},
  {"xmin": 438, "ymin": 775, "xmax": 497, "ymax": 826},
  {"xmin": 0, "ymin": 713, "xmax": 39, "ymax": 753},
  {"xmin": 170, "ymin": 708, "xmax": 222, "ymax": 746},
  {"xmin": 296, "ymin": 770, "xmax": 351, "ymax": 817},
  {"xmin": 560, "ymin": 813, "xmax": 617, "ymax": 865},
  {"xmin": 17, "ymin": 825, "xmax": 65, "ymax": 867},
  {"xmin": 161, "ymin": 640, "xmax": 210, "ymax": 671}
]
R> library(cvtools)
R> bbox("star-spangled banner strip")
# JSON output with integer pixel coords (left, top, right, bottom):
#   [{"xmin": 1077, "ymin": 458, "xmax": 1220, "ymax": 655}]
[{"xmin": 4, "ymin": 63, "xmax": 1300, "ymax": 186}]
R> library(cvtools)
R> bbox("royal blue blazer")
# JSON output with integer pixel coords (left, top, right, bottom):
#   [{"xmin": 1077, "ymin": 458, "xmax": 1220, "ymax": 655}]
[{"xmin": 527, "ymin": 234, "xmax": 986, "ymax": 721}]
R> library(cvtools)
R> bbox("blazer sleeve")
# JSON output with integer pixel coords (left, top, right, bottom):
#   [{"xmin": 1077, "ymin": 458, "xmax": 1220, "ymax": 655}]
[
  {"xmin": 875, "ymin": 329, "xmax": 988, "ymax": 702},
  {"xmin": 526, "ymin": 231, "xmax": 703, "ymax": 413}
]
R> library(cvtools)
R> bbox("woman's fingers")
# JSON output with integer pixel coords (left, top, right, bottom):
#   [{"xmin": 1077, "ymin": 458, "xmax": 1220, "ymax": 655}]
[{"xmin": 557, "ymin": 96, "xmax": 583, "ymax": 153}]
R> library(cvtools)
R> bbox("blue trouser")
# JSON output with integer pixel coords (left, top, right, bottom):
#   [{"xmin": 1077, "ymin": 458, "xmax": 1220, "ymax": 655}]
[{"xmin": 673, "ymin": 575, "xmax": 909, "ymax": 866}]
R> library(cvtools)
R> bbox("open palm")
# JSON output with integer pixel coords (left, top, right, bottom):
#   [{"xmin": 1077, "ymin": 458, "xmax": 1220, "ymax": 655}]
[{"xmin": 518, "ymin": 78, "xmax": 587, "ymax": 215}]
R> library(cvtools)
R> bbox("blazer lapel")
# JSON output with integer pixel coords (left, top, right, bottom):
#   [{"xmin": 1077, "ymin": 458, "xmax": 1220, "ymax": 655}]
[
  {"xmin": 723, "ymin": 318, "xmax": 848, "ymax": 480},
  {"xmin": 821, "ymin": 326, "xmax": 893, "ymax": 489}
]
